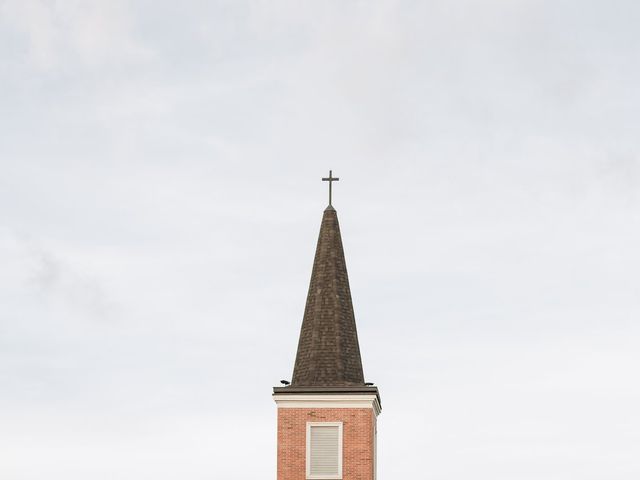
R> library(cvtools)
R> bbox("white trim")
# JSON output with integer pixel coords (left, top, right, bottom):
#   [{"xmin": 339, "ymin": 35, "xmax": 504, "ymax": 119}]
[
  {"xmin": 373, "ymin": 418, "xmax": 377, "ymax": 480},
  {"xmin": 274, "ymin": 394, "xmax": 381, "ymax": 416},
  {"xmin": 306, "ymin": 422, "xmax": 343, "ymax": 480}
]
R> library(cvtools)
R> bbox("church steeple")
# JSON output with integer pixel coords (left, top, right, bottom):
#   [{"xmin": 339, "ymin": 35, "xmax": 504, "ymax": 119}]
[
  {"xmin": 273, "ymin": 173, "xmax": 381, "ymax": 480},
  {"xmin": 291, "ymin": 205, "xmax": 365, "ymax": 387}
]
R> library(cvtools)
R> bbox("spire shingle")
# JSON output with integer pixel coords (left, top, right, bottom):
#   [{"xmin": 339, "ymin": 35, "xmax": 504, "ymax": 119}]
[{"xmin": 291, "ymin": 206, "xmax": 365, "ymax": 387}]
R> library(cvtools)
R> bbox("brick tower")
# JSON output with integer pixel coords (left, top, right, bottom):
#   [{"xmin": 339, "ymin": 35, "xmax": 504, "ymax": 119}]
[{"xmin": 274, "ymin": 176, "xmax": 381, "ymax": 480}]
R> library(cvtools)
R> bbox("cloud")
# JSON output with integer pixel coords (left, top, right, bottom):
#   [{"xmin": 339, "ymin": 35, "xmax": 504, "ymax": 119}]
[
  {"xmin": 0, "ymin": 0, "xmax": 150, "ymax": 70},
  {"xmin": 0, "ymin": 229, "xmax": 114, "ymax": 320}
]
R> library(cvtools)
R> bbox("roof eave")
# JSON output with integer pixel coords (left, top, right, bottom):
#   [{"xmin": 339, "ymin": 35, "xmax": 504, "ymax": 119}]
[{"xmin": 273, "ymin": 385, "xmax": 381, "ymax": 406}]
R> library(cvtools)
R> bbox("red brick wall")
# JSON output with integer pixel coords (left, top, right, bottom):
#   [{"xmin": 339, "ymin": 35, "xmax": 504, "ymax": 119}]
[{"xmin": 277, "ymin": 408, "xmax": 376, "ymax": 480}]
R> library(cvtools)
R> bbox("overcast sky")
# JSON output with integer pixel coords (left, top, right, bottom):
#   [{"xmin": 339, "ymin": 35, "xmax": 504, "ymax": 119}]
[{"xmin": 1, "ymin": 1, "xmax": 639, "ymax": 479}]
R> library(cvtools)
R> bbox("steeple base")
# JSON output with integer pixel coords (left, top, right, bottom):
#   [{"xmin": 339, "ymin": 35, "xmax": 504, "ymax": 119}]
[{"xmin": 273, "ymin": 390, "xmax": 380, "ymax": 480}]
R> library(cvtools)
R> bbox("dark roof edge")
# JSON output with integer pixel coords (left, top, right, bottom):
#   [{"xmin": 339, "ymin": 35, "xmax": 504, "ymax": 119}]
[{"xmin": 273, "ymin": 385, "xmax": 381, "ymax": 405}]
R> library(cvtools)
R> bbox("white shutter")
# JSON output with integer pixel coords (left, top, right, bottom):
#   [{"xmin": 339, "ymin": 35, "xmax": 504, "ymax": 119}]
[{"xmin": 307, "ymin": 423, "xmax": 342, "ymax": 479}]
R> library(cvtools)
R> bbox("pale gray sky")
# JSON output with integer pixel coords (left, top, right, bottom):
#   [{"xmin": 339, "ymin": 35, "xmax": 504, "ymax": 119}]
[{"xmin": 1, "ymin": 1, "xmax": 639, "ymax": 479}]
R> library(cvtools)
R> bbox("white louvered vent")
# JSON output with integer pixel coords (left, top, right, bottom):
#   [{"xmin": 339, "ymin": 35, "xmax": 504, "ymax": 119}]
[{"xmin": 307, "ymin": 423, "xmax": 342, "ymax": 479}]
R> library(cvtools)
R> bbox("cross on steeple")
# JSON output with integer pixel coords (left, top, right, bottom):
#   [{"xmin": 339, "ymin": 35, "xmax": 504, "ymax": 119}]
[{"xmin": 322, "ymin": 170, "xmax": 340, "ymax": 206}]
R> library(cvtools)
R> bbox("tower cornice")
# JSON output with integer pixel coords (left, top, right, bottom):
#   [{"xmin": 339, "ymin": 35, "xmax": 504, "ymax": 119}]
[{"xmin": 273, "ymin": 385, "xmax": 381, "ymax": 408}]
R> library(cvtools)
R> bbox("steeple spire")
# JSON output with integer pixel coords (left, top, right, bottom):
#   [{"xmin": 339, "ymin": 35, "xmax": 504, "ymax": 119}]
[{"xmin": 291, "ymin": 202, "xmax": 365, "ymax": 387}]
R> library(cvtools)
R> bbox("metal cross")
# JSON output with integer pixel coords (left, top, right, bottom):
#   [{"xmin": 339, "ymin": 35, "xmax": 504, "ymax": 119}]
[{"xmin": 322, "ymin": 170, "xmax": 340, "ymax": 206}]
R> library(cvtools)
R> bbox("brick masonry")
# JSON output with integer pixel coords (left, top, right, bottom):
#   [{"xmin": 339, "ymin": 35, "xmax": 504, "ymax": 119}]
[{"xmin": 277, "ymin": 407, "xmax": 376, "ymax": 480}]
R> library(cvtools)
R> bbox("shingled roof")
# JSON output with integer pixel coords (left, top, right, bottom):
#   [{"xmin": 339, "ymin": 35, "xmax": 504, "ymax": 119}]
[{"xmin": 290, "ymin": 205, "xmax": 365, "ymax": 387}]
